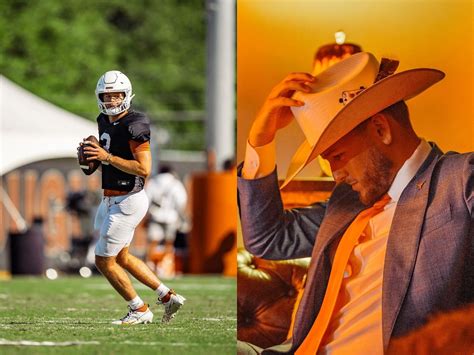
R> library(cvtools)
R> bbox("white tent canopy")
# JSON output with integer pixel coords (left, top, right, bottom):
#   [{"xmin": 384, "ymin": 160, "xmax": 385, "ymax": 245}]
[{"xmin": 0, "ymin": 75, "xmax": 97, "ymax": 175}]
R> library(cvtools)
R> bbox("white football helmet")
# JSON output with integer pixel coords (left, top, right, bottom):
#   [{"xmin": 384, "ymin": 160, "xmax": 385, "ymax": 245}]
[{"xmin": 95, "ymin": 70, "xmax": 135, "ymax": 115}]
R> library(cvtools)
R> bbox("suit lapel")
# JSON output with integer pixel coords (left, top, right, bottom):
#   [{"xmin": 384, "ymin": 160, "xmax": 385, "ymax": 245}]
[
  {"xmin": 316, "ymin": 184, "xmax": 366, "ymax": 250},
  {"xmin": 382, "ymin": 146, "xmax": 442, "ymax": 349}
]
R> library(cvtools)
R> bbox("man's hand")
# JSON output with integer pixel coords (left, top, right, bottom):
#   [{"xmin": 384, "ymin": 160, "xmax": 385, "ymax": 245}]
[
  {"xmin": 83, "ymin": 140, "xmax": 109, "ymax": 162},
  {"xmin": 249, "ymin": 72, "xmax": 315, "ymax": 147}
]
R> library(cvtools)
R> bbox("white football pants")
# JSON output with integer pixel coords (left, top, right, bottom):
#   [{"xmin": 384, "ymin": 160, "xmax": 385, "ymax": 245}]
[{"xmin": 94, "ymin": 189, "xmax": 148, "ymax": 257}]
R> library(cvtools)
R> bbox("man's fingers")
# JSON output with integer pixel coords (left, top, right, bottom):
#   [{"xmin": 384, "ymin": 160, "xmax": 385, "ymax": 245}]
[
  {"xmin": 283, "ymin": 72, "xmax": 315, "ymax": 82},
  {"xmin": 249, "ymin": 72, "xmax": 313, "ymax": 146},
  {"xmin": 271, "ymin": 81, "xmax": 313, "ymax": 98},
  {"xmin": 83, "ymin": 147, "xmax": 98, "ymax": 156},
  {"xmin": 270, "ymin": 97, "xmax": 305, "ymax": 108},
  {"xmin": 84, "ymin": 141, "xmax": 100, "ymax": 148},
  {"xmin": 84, "ymin": 148, "xmax": 99, "ymax": 159},
  {"xmin": 269, "ymin": 73, "xmax": 314, "ymax": 98}
]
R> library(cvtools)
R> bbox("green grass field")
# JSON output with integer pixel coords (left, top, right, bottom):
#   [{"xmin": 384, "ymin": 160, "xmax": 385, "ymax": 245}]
[{"xmin": 0, "ymin": 275, "xmax": 236, "ymax": 354}]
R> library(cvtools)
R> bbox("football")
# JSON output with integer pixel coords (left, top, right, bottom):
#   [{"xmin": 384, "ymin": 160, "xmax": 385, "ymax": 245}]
[{"xmin": 77, "ymin": 135, "xmax": 101, "ymax": 175}]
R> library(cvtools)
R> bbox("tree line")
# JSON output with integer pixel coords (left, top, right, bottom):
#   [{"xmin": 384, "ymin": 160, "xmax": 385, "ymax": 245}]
[{"xmin": 0, "ymin": 0, "xmax": 206, "ymax": 150}]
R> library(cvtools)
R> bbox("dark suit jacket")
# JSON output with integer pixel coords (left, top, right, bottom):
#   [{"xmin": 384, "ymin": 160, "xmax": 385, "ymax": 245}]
[{"xmin": 238, "ymin": 146, "xmax": 473, "ymax": 354}]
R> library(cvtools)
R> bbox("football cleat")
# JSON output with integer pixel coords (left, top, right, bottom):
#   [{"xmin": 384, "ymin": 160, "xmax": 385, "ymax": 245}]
[
  {"xmin": 157, "ymin": 290, "xmax": 186, "ymax": 323},
  {"xmin": 111, "ymin": 305, "xmax": 153, "ymax": 325}
]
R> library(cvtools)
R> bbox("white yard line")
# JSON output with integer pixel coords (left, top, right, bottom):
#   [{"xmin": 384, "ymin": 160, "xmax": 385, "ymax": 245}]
[
  {"xmin": 121, "ymin": 341, "xmax": 226, "ymax": 346},
  {"xmin": 0, "ymin": 339, "xmax": 99, "ymax": 346},
  {"xmin": 0, "ymin": 339, "xmax": 230, "ymax": 347}
]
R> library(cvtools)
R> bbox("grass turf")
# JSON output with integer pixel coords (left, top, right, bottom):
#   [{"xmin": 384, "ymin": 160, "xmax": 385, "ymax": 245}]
[{"xmin": 0, "ymin": 275, "xmax": 236, "ymax": 354}]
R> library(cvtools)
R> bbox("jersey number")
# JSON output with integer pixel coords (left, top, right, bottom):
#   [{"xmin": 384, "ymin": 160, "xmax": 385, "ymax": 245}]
[{"xmin": 100, "ymin": 132, "xmax": 111, "ymax": 151}]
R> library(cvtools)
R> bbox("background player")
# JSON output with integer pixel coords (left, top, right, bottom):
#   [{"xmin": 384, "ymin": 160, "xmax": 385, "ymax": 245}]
[{"xmin": 80, "ymin": 70, "xmax": 185, "ymax": 324}]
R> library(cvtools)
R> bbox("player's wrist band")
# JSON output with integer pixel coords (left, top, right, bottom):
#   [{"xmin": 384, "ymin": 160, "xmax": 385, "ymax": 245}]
[{"xmin": 106, "ymin": 153, "xmax": 113, "ymax": 163}]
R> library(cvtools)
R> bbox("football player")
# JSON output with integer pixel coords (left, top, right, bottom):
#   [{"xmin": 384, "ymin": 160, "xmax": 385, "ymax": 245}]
[{"xmin": 80, "ymin": 70, "xmax": 185, "ymax": 324}]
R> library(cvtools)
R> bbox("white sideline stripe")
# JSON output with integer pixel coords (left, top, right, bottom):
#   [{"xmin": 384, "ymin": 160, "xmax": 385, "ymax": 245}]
[
  {"xmin": 0, "ymin": 339, "xmax": 230, "ymax": 348},
  {"xmin": 0, "ymin": 339, "xmax": 100, "ymax": 346}
]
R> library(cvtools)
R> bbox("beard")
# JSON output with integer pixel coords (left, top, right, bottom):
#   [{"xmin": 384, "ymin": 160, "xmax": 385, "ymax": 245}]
[{"xmin": 357, "ymin": 147, "xmax": 394, "ymax": 205}]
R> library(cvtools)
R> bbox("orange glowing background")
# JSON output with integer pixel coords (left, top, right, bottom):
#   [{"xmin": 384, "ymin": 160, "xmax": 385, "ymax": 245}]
[{"xmin": 237, "ymin": 0, "xmax": 473, "ymax": 179}]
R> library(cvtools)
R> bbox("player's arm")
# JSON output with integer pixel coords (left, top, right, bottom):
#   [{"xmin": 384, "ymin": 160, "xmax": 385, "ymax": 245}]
[
  {"xmin": 84, "ymin": 141, "xmax": 151, "ymax": 178},
  {"xmin": 107, "ymin": 150, "xmax": 151, "ymax": 178}
]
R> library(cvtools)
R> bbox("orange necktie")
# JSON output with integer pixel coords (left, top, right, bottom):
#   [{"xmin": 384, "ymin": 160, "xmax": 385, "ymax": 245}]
[{"xmin": 295, "ymin": 194, "xmax": 391, "ymax": 355}]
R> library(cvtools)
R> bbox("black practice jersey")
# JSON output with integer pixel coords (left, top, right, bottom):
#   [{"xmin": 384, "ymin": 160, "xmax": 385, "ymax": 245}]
[{"xmin": 96, "ymin": 110, "xmax": 150, "ymax": 192}]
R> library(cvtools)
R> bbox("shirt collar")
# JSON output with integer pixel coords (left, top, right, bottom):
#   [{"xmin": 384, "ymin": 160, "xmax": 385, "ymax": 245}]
[{"xmin": 387, "ymin": 138, "xmax": 432, "ymax": 202}]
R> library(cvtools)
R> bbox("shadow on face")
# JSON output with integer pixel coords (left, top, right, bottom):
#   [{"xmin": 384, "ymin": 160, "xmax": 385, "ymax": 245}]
[{"xmin": 322, "ymin": 122, "xmax": 394, "ymax": 205}]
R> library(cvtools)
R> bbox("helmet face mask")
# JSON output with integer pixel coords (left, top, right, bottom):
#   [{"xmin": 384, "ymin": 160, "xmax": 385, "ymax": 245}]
[{"xmin": 95, "ymin": 71, "xmax": 135, "ymax": 116}]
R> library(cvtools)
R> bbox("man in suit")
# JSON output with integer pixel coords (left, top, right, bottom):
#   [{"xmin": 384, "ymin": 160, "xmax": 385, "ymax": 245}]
[{"xmin": 237, "ymin": 52, "xmax": 473, "ymax": 354}]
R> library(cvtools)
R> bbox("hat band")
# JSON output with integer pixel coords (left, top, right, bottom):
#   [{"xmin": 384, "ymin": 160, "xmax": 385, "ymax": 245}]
[{"xmin": 338, "ymin": 58, "xmax": 399, "ymax": 107}]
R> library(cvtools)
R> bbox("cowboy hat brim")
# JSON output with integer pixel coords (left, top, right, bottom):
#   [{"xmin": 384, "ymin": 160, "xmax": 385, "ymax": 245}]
[{"xmin": 281, "ymin": 67, "xmax": 445, "ymax": 189}]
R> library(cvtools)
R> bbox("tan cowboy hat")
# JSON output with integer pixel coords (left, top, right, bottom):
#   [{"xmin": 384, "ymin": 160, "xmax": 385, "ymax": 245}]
[{"xmin": 281, "ymin": 52, "xmax": 445, "ymax": 189}]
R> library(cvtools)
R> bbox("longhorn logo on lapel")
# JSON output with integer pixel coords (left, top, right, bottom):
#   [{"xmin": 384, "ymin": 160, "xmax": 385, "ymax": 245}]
[{"xmin": 416, "ymin": 180, "xmax": 426, "ymax": 190}]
